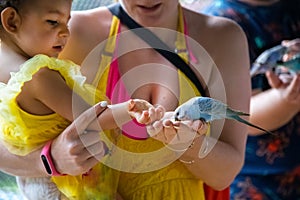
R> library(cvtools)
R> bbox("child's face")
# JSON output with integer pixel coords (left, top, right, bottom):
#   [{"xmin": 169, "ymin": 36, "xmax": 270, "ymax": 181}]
[{"xmin": 16, "ymin": 0, "xmax": 72, "ymax": 58}]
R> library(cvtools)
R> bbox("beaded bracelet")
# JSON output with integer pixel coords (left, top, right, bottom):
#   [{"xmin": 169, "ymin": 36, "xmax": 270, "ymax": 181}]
[
  {"xmin": 178, "ymin": 140, "xmax": 195, "ymax": 164},
  {"xmin": 179, "ymin": 136, "xmax": 209, "ymax": 164}
]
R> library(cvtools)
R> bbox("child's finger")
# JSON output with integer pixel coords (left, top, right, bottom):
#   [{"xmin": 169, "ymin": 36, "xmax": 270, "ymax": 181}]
[{"xmin": 139, "ymin": 110, "xmax": 150, "ymax": 124}]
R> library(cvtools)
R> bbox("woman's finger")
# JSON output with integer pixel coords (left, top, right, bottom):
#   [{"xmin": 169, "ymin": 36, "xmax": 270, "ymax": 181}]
[
  {"xmin": 84, "ymin": 141, "xmax": 108, "ymax": 159},
  {"xmin": 74, "ymin": 101, "xmax": 108, "ymax": 137},
  {"xmin": 78, "ymin": 130, "xmax": 101, "ymax": 148},
  {"xmin": 266, "ymin": 70, "xmax": 282, "ymax": 88}
]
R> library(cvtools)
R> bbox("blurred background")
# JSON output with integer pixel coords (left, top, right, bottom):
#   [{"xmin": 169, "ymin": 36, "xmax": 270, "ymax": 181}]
[{"xmin": 71, "ymin": 0, "xmax": 213, "ymax": 11}]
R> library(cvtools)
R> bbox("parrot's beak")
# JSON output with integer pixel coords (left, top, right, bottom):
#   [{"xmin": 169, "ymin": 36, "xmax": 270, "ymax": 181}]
[{"xmin": 174, "ymin": 112, "xmax": 180, "ymax": 121}]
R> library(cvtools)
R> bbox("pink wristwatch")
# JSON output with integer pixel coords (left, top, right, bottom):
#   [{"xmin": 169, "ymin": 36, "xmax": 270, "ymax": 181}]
[{"xmin": 41, "ymin": 140, "xmax": 64, "ymax": 176}]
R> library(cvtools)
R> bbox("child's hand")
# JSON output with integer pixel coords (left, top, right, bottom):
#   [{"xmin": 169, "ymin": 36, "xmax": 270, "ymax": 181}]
[{"xmin": 128, "ymin": 99, "xmax": 165, "ymax": 125}]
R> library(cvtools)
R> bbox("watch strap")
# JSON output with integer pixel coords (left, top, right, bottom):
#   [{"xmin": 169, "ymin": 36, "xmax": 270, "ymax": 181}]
[{"xmin": 41, "ymin": 140, "xmax": 65, "ymax": 176}]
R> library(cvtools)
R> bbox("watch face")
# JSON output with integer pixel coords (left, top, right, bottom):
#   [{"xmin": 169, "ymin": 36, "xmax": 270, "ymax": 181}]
[{"xmin": 41, "ymin": 155, "xmax": 52, "ymax": 175}]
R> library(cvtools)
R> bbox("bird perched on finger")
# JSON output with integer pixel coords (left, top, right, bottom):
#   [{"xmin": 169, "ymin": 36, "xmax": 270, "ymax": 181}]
[
  {"xmin": 250, "ymin": 45, "xmax": 287, "ymax": 77},
  {"xmin": 174, "ymin": 97, "xmax": 273, "ymax": 134}
]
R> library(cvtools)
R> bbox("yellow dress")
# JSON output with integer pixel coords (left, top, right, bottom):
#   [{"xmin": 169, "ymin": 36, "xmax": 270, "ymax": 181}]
[
  {"xmin": 93, "ymin": 4, "xmax": 206, "ymax": 200},
  {"xmin": 0, "ymin": 54, "xmax": 119, "ymax": 199}
]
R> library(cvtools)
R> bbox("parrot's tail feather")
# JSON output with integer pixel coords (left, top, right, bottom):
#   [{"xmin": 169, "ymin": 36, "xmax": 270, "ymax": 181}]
[
  {"xmin": 227, "ymin": 108, "xmax": 250, "ymax": 116},
  {"xmin": 234, "ymin": 111, "xmax": 250, "ymax": 116},
  {"xmin": 234, "ymin": 116, "xmax": 274, "ymax": 135}
]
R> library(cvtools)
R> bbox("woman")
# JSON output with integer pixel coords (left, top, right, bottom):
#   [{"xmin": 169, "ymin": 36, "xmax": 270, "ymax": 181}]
[{"xmin": 59, "ymin": 0, "xmax": 250, "ymax": 199}]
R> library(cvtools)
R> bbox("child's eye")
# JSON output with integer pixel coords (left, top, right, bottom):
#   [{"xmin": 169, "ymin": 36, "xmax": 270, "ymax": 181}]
[{"xmin": 46, "ymin": 20, "xmax": 59, "ymax": 26}]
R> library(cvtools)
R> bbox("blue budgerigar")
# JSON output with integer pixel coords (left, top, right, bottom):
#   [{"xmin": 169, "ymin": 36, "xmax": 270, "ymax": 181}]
[
  {"xmin": 250, "ymin": 44, "xmax": 300, "ymax": 77},
  {"xmin": 174, "ymin": 97, "xmax": 273, "ymax": 134},
  {"xmin": 250, "ymin": 45, "xmax": 287, "ymax": 77}
]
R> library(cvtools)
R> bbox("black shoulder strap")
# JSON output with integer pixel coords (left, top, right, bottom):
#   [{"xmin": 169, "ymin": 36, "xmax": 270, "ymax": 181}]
[{"xmin": 107, "ymin": 3, "xmax": 206, "ymax": 96}]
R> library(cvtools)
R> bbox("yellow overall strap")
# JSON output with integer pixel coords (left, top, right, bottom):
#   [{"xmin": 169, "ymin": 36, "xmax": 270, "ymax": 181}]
[
  {"xmin": 176, "ymin": 5, "xmax": 200, "ymax": 105},
  {"xmin": 93, "ymin": 5, "xmax": 201, "ymax": 104},
  {"xmin": 92, "ymin": 16, "xmax": 120, "ymax": 93}
]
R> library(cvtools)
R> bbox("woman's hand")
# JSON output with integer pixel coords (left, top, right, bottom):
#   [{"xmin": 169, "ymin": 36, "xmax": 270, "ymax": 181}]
[
  {"xmin": 266, "ymin": 70, "xmax": 300, "ymax": 110},
  {"xmin": 282, "ymin": 38, "xmax": 300, "ymax": 61},
  {"xmin": 264, "ymin": 38, "xmax": 300, "ymax": 110},
  {"xmin": 50, "ymin": 102, "xmax": 109, "ymax": 176},
  {"xmin": 147, "ymin": 112, "xmax": 209, "ymax": 151}
]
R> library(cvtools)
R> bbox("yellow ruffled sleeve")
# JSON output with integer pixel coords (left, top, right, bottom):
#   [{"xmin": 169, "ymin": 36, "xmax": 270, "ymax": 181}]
[{"xmin": 0, "ymin": 55, "xmax": 106, "ymax": 155}]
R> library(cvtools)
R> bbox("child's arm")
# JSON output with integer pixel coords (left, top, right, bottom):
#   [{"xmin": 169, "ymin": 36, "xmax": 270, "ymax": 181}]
[
  {"xmin": 88, "ymin": 99, "xmax": 164, "ymax": 131},
  {"xmin": 18, "ymin": 67, "xmax": 163, "ymax": 131}
]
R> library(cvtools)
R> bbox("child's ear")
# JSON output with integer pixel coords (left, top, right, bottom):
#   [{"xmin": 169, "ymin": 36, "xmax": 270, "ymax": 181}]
[{"xmin": 1, "ymin": 7, "xmax": 21, "ymax": 34}]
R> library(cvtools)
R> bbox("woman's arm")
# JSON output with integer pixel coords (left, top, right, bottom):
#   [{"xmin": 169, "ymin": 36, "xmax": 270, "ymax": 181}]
[
  {"xmin": 177, "ymin": 18, "xmax": 250, "ymax": 190},
  {"xmin": 249, "ymin": 73, "xmax": 300, "ymax": 135},
  {"xmin": 0, "ymin": 102, "xmax": 107, "ymax": 176},
  {"xmin": 0, "ymin": 142, "xmax": 45, "ymax": 176},
  {"xmin": 248, "ymin": 38, "xmax": 300, "ymax": 135},
  {"xmin": 150, "ymin": 18, "xmax": 250, "ymax": 190}
]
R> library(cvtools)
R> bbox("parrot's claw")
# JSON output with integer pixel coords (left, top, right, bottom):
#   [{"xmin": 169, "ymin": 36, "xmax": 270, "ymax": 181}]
[{"xmin": 199, "ymin": 118, "xmax": 207, "ymax": 124}]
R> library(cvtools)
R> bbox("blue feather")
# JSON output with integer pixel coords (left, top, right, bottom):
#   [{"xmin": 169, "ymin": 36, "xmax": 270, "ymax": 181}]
[{"xmin": 174, "ymin": 97, "xmax": 273, "ymax": 134}]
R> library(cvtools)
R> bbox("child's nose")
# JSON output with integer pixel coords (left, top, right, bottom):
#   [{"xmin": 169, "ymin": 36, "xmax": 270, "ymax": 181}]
[{"xmin": 59, "ymin": 25, "xmax": 70, "ymax": 38}]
